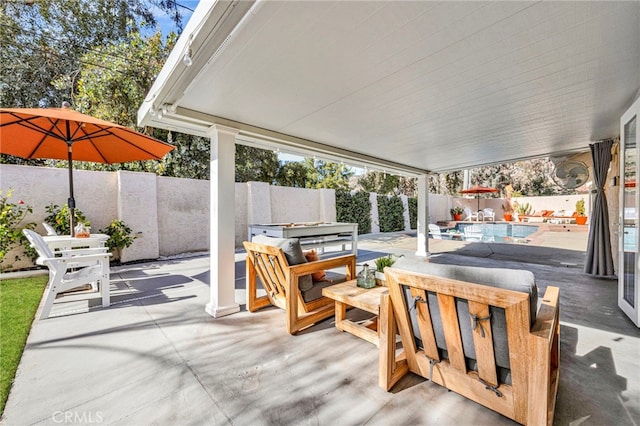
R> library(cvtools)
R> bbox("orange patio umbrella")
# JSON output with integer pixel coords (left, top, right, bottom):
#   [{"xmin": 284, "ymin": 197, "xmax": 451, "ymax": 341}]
[
  {"xmin": 0, "ymin": 104, "xmax": 175, "ymax": 236},
  {"xmin": 460, "ymin": 185, "xmax": 499, "ymax": 212}
]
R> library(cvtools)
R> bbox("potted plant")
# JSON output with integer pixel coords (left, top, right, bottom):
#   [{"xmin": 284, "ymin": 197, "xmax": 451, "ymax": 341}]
[
  {"xmin": 514, "ymin": 201, "xmax": 532, "ymax": 221},
  {"xmin": 374, "ymin": 254, "xmax": 400, "ymax": 286},
  {"xmin": 575, "ymin": 198, "xmax": 587, "ymax": 225},
  {"xmin": 450, "ymin": 206, "xmax": 464, "ymax": 221},
  {"xmin": 99, "ymin": 219, "xmax": 137, "ymax": 262}
]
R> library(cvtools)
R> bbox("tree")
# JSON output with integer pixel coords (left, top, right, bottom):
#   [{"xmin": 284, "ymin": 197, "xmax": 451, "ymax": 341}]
[
  {"xmin": 72, "ymin": 28, "xmax": 212, "ymax": 179},
  {"xmin": 357, "ymin": 171, "xmax": 417, "ymax": 196},
  {"xmin": 235, "ymin": 146, "xmax": 279, "ymax": 183},
  {"xmin": 275, "ymin": 161, "xmax": 311, "ymax": 188},
  {"xmin": 303, "ymin": 159, "xmax": 353, "ymax": 190},
  {"xmin": 510, "ymin": 159, "xmax": 564, "ymax": 195},
  {"xmin": 0, "ymin": 0, "xmax": 177, "ymax": 109},
  {"xmin": 0, "ymin": 0, "xmax": 187, "ymax": 168}
]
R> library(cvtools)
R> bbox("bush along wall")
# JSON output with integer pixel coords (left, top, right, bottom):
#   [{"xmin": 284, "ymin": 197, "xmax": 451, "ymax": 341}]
[
  {"xmin": 377, "ymin": 195, "xmax": 405, "ymax": 232},
  {"xmin": 408, "ymin": 197, "xmax": 417, "ymax": 229},
  {"xmin": 336, "ymin": 190, "xmax": 371, "ymax": 234}
]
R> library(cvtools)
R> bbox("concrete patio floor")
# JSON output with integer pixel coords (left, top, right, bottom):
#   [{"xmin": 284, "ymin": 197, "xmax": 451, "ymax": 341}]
[{"xmin": 2, "ymin": 232, "xmax": 639, "ymax": 425}]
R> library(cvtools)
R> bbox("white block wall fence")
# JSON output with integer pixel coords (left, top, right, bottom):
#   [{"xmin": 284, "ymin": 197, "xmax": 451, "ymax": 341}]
[{"xmin": 1, "ymin": 164, "xmax": 589, "ymax": 271}]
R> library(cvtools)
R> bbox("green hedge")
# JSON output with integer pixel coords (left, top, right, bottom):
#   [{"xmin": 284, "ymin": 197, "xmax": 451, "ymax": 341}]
[
  {"xmin": 336, "ymin": 190, "xmax": 371, "ymax": 234},
  {"xmin": 377, "ymin": 195, "xmax": 405, "ymax": 232},
  {"xmin": 408, "ymin": 197, "xmax": 417, "ymax": 229}
]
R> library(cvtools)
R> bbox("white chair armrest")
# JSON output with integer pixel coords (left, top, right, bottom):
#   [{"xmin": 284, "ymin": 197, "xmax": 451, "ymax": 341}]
[
  {"xmin": 41, "ymin": 252, "xmax": 112, "ymax": 266},
  {"xmin": 58, "ymin": 247, "xmax": 110, "ymax": 257}
]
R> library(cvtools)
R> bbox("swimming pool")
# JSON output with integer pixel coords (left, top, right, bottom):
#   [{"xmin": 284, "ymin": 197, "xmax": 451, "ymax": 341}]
[{"xmin": 455, "ymin": 223, "xmax": 538, "ymax": 243}]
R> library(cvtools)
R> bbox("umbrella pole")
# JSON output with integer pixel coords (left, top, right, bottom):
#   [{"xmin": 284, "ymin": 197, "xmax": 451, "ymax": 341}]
[{"xmin": 67, "ymin": 143, "xmax": 76, "ymax": 237}]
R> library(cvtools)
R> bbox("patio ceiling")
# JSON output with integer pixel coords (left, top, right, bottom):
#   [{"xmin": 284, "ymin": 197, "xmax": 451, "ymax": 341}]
[{"xmin": 139, "ymin": 0, "xmax": 640, "ymax": 175}]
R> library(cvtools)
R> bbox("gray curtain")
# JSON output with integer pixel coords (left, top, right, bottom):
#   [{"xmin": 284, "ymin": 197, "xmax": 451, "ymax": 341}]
[{"xmin": 584, "ymin": 139, "xmax": 615, "ymax": 276}]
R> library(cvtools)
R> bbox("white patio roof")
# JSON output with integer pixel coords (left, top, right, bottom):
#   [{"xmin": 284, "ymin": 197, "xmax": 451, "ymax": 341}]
[{"xmin": 139, "ymin": 0, "xmax": 640, "ymax": 175}]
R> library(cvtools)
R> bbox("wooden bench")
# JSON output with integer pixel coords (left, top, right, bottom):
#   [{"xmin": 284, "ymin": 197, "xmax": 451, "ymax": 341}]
[{"xmin": 379, "ymin": 260, "xmax": 559, "ymax": 425}]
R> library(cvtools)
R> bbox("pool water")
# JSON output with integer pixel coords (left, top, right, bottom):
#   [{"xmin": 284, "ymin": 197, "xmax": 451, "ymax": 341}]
[{"xmin": 454, "ymin": 223, "xmax": 538, "ymax": 243}]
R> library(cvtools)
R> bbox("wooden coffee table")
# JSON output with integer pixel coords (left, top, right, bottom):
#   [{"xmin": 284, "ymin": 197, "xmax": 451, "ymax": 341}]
[{"xmin": 322, "ymin": 279, "xmax": 388, "ymax": 347}]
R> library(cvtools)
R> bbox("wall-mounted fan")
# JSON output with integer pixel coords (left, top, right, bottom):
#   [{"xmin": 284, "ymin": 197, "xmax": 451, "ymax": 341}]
[{"xmin": 553, "ymin": 160, "xmax": 589, "ymax": 189}]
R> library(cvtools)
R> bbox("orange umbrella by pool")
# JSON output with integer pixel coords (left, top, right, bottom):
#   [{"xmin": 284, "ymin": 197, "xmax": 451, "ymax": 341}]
[
  {"xmin": 460, "ymin": 185, "xmax": 499, "ymax": 212},
  {"xmin": 0, "ymin": 104, "xmax": 175, "ymax": 235}
]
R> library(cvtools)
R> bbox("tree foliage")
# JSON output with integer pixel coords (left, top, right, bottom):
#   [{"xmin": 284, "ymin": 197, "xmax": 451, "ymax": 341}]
[
  {"xmin": 236, "ymin": 146, "xmax": 279, "ymax": 183},
  {"xmin": 0, "ymin": 0, "xmax": 208, "ymax": 176},
  {"xmin": 302, "ymin": 159, "xmax": 354, "ymax": 190},
  {"xmin": 275, "ymin": 161, "xmax": 310, "ymax": 188},
  {"xmin": 468, "ymin": 158, "xmax": 566, "ymax": 196},
  {"xmin": 357, "ymin": 171, "xmax": 417, "ymax": 196},
  {"xmin": 0, "ymin": 0, "xmax": 176, "ymax": 109}
]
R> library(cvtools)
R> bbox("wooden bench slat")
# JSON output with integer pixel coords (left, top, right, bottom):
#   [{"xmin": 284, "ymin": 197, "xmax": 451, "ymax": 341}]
[
  {"xmin": 468, "ymin": 301, "xmax": 498, "ymax": 386},
  {"xmin": 410, "ymin": 288, "xmax": 440, "ymax": 361},
  {"xmin": 438, "ymin": 293, "xmax": 466, "ymax": 372}
]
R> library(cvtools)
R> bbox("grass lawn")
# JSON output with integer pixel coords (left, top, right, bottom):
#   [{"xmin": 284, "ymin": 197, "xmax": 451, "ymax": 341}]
[{"xmin": 0, "ymin": 275, "xmax": 47, "ymax": 416}]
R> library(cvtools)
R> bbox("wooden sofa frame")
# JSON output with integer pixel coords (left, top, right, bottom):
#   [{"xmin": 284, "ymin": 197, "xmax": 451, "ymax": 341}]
[
  {"xmin": 379, "ymin": 267, "xmax": 560, "ymax": 425},
  {"xmin": 243, "ymin": 240, "xmax": 356, "ymax": 335}
]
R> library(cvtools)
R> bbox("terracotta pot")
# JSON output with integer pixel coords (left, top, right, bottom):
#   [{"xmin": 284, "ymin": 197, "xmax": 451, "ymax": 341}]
[
  {"xmin": 576, "ymin": 216, "xmax": 587, "ymax": 225},
  {"xmin": 453, "ymin": 214, "xmax": 462, "ymax": 221},
  {"xmin": 503, "ymin": 213, "xmax": 512, "ymax": 221}
]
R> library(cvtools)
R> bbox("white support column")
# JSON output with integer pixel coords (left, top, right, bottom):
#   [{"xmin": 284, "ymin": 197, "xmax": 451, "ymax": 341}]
[
  {"xmin": 416, "ymin": 174, "xmax": 430, "ymax": 257},
  {"xmin": 205, "ymin": 125, "xmax": 240, "ymax": 318}
]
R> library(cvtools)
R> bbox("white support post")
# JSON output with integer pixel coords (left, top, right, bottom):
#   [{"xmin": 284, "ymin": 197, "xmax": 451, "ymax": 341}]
[
  {"xmin": 205, "ymin": 125, "xmax": 241, "ymax": 318},
  {"xmin": 416, "ymin": 174, "xmax": 430, "ymax": 257}
]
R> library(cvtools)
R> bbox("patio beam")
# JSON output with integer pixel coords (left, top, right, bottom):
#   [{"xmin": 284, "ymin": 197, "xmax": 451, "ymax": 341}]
[{"xmin": 205, "ymin": 124, "xmax": 240, "ymax": 318}]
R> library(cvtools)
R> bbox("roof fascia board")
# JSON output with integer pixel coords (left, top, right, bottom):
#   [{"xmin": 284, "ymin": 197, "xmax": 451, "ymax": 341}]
[{"xmin": 138, "ymin": 0, "xmax": 255, "ymax": 127}]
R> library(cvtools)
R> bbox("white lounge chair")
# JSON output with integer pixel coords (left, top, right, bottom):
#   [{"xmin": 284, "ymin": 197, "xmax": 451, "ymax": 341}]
[
  {"xmin": 428, "ymin": 224, "xmax": 443, "ymax": 239},
  {"xmin": 463, "ymin": 224, "xmax": 484, "ymax": 242},
  {"xmin": 464, "ymin": 207, "xmax": 483, "ymax": 222},
  {"xmin": 482, "ymin": 208, "xmax": 495, "ymax": 221},
  {"xmin": 23, "ymin": 229, "xmax": 111, "ymax": 319}
]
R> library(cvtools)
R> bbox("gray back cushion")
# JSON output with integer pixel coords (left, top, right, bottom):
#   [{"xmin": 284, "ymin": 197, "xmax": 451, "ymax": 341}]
[
  {"xmin": 390, "ymin": 257, "xmax": 538, "ymax": 372},
  {"xmin": 251, "ymin": 235, "xmax": 313, "ymax": 292}
]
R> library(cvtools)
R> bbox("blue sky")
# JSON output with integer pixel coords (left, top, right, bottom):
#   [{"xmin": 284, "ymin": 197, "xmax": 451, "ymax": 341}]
[{"xmin": 152, "ymin": 1, "xmax": 199, "ymax": 36}]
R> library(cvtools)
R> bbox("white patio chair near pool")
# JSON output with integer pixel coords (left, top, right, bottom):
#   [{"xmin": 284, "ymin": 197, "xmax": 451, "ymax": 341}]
[
  {"xmin": 463, "ymin": 208, "xmax": 482, "ymax": 221},
  {"xmin": 463, "ymin": 224, "xmax": 484, "ymax": 242},
  {"xmin": 482, "ymin": 208, "xmax": 495, "ymax": 221}
]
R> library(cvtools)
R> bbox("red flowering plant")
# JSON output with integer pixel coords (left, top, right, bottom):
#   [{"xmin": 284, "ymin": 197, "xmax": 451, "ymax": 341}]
[{"xmin": 0, "ymin": 189, "xmax": 37, "ymax": 271}]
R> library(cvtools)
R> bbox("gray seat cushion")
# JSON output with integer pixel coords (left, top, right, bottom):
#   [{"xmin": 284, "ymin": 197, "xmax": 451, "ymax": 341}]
[
  {"xmin": 251, "ymin": 235, "xmax": 313, "ymax": 292},
  {"xmin": 301, "ymin": 271, "xmax": 347, "ymax": 303},
  {"xmin": 390, "ymin": 257, "xmax": 538, "ymax": 376}
]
